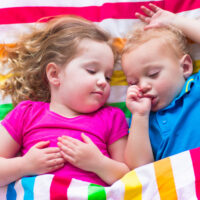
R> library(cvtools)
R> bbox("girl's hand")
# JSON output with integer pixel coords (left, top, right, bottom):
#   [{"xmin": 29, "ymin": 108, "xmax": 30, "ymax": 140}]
[
  {"xmin": 126, "ymin": 85, "xmax": 151, "ymax": 115},
  {"xmin": 22, "ymin": 141, "xmax": 65, "ymax": 175},
  {"xmin": 135, "ymin": 3, "xmax": 176, "ymax": 30},
  {"xmin": 57, "ymin": 133, "xmax": 103, "ymax": 172}
]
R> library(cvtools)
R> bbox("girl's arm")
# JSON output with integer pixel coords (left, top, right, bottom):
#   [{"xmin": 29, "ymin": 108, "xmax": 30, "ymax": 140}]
[
  {"xmin": 93, "ymin": 135, "xmax": 130, "ymax": 185},
  {"xmin": 136, "ymin": 3, "xmax": 200, "ymax": 44},
  {"xmin": 0, "ymin": 125, "xmax": 64, "ymax": 186},
  {"xmin": 124, "ymin": 85, "xmax": 154, "ymax": 169},
  {"xmin": 58, "ymin": 134, "xmax": 129, "ymax": 185}
]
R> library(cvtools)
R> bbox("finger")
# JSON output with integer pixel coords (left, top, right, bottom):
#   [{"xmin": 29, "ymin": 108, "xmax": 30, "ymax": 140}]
[
  {"xmin": 59, "ymin": 136, "xmax": 82, "ymax": 145},
  {"xmin": 48, "ymin": 157, "xmax": 65, "ymax": 167},
  {"xmin": 135, "ymin": 12, "xmax": 150, "ymax": 23},
  {"xmin": 141, "ymin": 6, "xmax": 155, "ymax": 17},
  {"xmin": 144, "ymin": 23, "xmax": 160, "ymax": 30},
  {"xmin": 81, "ymin": 133, "xmax": 93, "ymax": 145},
  {"xmin": 58, "ymin": 142, "xmax": 75, "ymax": 156},
  {"xmin": 34, "ymin": 141, "xmax": 50, "ymax": 149},
  {"xmin": 46, "ymin": 152, "xmax": 63, "ymax": 160},
  {"xmin": 43, "ymin": 147, "xmax": 61, "ymax": 154},
  {"xmin": 58, "ymin": 138, "xmax": 78, "ymax": 150},
  {"xmin": 149, "ymin": 3, "xmax": 162, "ymax": 12},
  {"xmin": 60, "ymin": 151, "xmax": 75, "ymax": 164},
  {"xmin": 47, "ymin": 163, "xmax": 65, "ymax": 173}
]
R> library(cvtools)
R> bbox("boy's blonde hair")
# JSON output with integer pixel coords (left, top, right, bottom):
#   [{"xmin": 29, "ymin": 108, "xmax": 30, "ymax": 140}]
[
  {"xmin": 122, "ymin": 24, "xmax": 189, "ymax": 59},
  {"xmin": 2, "ymin": 15, "xmax": 114, "ymax": 106}
]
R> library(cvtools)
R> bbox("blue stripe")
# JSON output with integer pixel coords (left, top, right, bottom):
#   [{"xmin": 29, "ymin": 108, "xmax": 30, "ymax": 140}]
[
  {"xmin": 21, "ymin": 176, "xmax": 36, "ymax": 200},
  {"xmin": 6, "ymin": 182, "xmax": 17, "ymax": 200}
]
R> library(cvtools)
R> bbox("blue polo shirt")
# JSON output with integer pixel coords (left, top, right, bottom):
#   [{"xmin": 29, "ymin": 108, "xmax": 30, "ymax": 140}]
[{"xmin": 149, "ymin": 70, "xmax": 200, "ymax": 160}]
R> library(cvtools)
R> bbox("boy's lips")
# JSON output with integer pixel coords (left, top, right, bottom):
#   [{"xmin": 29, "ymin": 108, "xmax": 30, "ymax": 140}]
[
  {"xmin": 151, "ymin": 96, "xmax": 158, "ymax": 107},
  {"xmin": 143, "ymin": 94, "xmax": 158, "ymax": 107}
]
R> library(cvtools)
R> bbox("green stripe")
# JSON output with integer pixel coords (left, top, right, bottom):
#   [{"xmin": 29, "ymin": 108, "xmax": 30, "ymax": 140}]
[
  {"xmin": 108, "ymin": 102, "xmax": 131, "ymax": 118},
  {"xmin": 0, "ymin": 103, "xmax": 13, "ymax": 120},
  {"xmin": 88, "ymin": 183, "xmax": 106, "ymax": 200}
]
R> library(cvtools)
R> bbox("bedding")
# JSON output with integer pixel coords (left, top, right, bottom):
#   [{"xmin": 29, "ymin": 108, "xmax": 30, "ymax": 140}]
[{"xmin": 1, "ymin": 0, "xmax": 200, "ymax": 199}]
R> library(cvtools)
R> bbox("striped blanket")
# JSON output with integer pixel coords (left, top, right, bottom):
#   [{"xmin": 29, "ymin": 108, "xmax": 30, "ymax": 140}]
[
  {"xmin": 1, "ymin": 148, "xmax": 200, "ymax": 199},
  {"xmin": 1, "ymin": 0, "xmax": 200, "ymax": 199}
]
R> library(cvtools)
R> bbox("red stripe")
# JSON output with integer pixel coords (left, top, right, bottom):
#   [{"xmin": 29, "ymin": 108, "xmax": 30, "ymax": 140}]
[
  {"xmin": 0, "ymin": 1, "xmax": 164, "ymax": 24},
  {"xmin": 190, "ymin": 147, "xmax": 200, "ymax": 198},
  {"xmin": 164, "ymin": 0, "xmax": 200, "ymax": 13},
  {"xmin": 50, "ymin": 175, "xmax": 72, "ymax": 200}
]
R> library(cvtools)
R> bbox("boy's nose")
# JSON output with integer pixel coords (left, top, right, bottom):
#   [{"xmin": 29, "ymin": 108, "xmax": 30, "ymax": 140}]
[{"xmin": 139, "ymin": 81, "xmax": 151, "ymax": 93}]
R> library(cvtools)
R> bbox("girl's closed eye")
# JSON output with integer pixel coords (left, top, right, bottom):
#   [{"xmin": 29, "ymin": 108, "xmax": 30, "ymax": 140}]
[
  {"xmin": 86, "ymin": 68, "xmax": 96, "ymax": 74},
  {"xmin": 105, "ymin": 76, "xmax": 111, "ymax": 82}
]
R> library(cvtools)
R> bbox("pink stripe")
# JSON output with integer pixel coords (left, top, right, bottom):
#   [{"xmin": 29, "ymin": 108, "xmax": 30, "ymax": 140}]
[
  {"xmin": 0, "ymin": 1, "xmax": 164, "ymax": 24},
  {"xmin": 164, "ymin": 0, "xmax": 200, "ymax": 13},
  {"xmin": 50, "ymin": 176, "xmax": 72, "ymax": 200},
  {"xmin": 190, "ymin": 147, "xmax": 200, "ymax": 199}
]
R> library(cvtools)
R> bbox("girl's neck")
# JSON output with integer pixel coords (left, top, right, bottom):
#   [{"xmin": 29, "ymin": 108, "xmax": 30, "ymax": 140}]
[{"xmin": 49, "ymin": 101, "xmax": 81, "ymax": 118}]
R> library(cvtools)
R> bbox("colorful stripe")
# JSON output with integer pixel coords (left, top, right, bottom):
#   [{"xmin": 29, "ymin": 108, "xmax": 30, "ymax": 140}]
[
  {"xmin": 50, "ymin": 176, "xmax": 71, "ymax": 200},
  {"xmin": 154, "ymin": 157, "xmax": 177, "ymax": 199},
  {"xmin": 190, "ymin": 147, "xmax": 200, "ymax": 199},
  {"xmin": 170, "ymin": 151, "xmax": 196, "ymax": 199},
  {"xmin": 1, "ymin": 147, "xmax": 200, "ymax": 199},
  {"xmin": 21, "ymin": 176, "xmax": 36, "ymax": 200},
  {"xmin": 0, "ymin": 1, "xmax": 164, "ymax": 24},
  {"xmin": 6, "ymin": 182, "xmax": 16, "ymax": 200},
  {"xmin": 121, "ymin": 170, "xmax": 142, "ymax": 200},
  {"xmin": 88, "ymin": 184, "xmax": 106, "ymax": 200},
  {"xmin": 165, "ymin": 0, "xmax": 200, "ymax": 13}
]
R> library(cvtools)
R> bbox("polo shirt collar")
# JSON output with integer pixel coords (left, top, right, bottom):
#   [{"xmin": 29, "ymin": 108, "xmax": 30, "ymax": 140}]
[{"xmin": 160, "ymin": 74, "xmax": 195, "ymax": 111}]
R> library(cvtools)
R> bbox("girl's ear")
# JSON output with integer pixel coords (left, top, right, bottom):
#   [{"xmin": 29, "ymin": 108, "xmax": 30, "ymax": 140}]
[
  {"xmin": 180, "ymin": 54, "xmax": 193, "ymax": 79},
  {"xmin": 46, "ymin": 62, "xmax": 60, "ymax": 86}
]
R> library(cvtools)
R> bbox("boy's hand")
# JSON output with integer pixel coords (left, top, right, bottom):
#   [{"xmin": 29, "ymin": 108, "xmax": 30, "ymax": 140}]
[
  {"xmin": 126, "ymin": 85, "xmax": 151, "ymax": 115},
  {"xmin": 135, "ymin": 3, "xmax": 176, "ymax": 29},
  {"xmin": 22, "ymin": 141, "xmax": 65, "ymax": 175},
  {"xmin": 57, "ymin": 133, "xmax": 103, "ymax": 172}
]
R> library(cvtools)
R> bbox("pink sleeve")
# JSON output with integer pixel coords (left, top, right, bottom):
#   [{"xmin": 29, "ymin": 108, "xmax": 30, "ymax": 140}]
[
  {"xmin": 106, "ymin": 107, "xmax": 129, "ymax": 145},
  {"xmin": 1, "ymin": 101, "xmax": 32, "ymax": 145}
]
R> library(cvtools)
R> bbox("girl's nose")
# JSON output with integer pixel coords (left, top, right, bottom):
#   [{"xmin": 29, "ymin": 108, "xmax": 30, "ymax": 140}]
[{"xmin": 97, "ymin": 76, "xmax": 107, "ymax": 89}]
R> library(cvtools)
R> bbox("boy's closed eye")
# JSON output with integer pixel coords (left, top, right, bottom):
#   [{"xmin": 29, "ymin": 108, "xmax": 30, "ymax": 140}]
[{"xmin": 147, "ymin": 69, "xmax": 160, "ymax": 78}]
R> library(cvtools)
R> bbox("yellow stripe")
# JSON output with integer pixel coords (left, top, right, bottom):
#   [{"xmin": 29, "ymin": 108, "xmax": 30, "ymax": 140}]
[
  {"xmin": 154, "ymin": 157, "xmax": 177, "ymax": 200},
  {"xmin": 110, "ymin": 70, "xmax": 128, "ymax": 86},
  {"xmin": 121, "ymin": 170, "xmax": 142, "ymax": 200},
  {"xmin": 185, "ymin": 78, "xmax": 194, "ymax": 93},
  {"xmin": 193, "ymin": 60, "xmax": 200, "ymax": 74},
  {"xmin": 0, "ymin": 73, "xmax": 12, "ymax": 82}
]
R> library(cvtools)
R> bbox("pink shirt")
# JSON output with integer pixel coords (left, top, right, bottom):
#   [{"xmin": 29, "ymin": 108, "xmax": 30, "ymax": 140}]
[{"xmin": 2, "ymin": 101, "xmax": 128, "ymax": 186}]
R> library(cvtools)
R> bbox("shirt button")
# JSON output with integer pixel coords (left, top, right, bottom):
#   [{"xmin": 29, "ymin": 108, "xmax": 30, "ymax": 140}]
[{"xmin": 162, "ymin": 120, "xmax": 167, "ymax": 124}]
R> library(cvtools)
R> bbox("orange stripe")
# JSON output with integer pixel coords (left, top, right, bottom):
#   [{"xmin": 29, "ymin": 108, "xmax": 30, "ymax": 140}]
[
  {"xmin": 154, "ymin": 157, "xmax": 178, "ymax": 200},
  {"xmin": 0, "ymin": 44, "xmax": 16, "ymax": 59}
]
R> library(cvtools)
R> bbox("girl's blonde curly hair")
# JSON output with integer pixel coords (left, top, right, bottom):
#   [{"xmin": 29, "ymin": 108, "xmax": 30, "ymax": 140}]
[{"xmin": 2, "ymin": 15, "xmax": 115, "ymax": 106}]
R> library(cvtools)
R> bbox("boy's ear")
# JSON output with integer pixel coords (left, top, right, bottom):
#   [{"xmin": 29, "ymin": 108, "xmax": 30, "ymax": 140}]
[
  {"xmin": 46, "ymin": 62, "xmax": 60, "ymax": 86},
  {"xmin": 180, "ymin": 54, "xmax": 193, "ymax": 79}
]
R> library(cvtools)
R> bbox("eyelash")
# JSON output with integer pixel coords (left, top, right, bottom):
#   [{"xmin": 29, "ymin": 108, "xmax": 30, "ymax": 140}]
[
  {"xmin": 106, "ymin": 77, "xmax": 111, "ymax": 82},
  {"xmin": 87, "ymin": 69, "xmax": 96, "ymax": 74},
  {"xmin": 87, "ymin": 69, "xmax": 111, "ymax": 82},
  {"xmin": 148, "ymin": 72, "xmax": 159, "ymax": 78}
]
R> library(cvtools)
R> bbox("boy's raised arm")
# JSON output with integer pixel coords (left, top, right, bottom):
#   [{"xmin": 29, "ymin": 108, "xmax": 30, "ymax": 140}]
[{"xmin": 136, "ymin": 3, "xmax": 200, "ymax": 44}]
